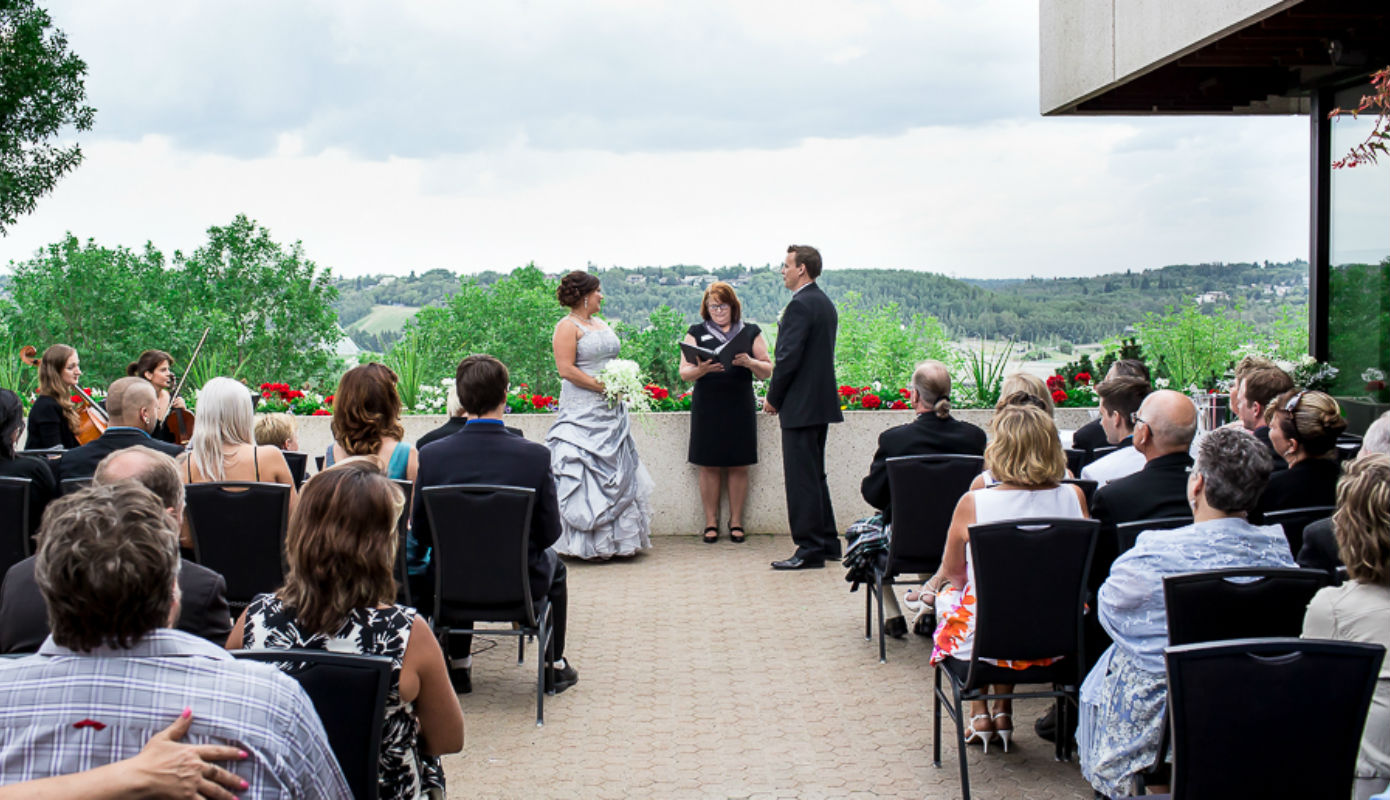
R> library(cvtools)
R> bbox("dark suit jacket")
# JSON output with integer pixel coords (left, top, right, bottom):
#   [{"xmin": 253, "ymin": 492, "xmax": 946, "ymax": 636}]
[
  {"xmin": 860, "ymin": 414, "xmax": 986, "ymax": 523},
  {"xmin": 1088, "ymin": 451, "xmax": 1195, "ymax": 592},
  {"xmin": 410, "ymin": 420, "xmax": 561, "ymax": 602},
  {"xmin": 1072, "ymin": 418, "xmax": 1108, "ymax": 451},
  {"xmin": 417, "ymin": 417, "xmax": 524, "ymax": 452},
  {"xmin": 1296, "ymin": 517, "xmax": 1340, "ymax": 575},
  {"xmin": 0, "ymin": 455, "xmax": 58, "ymax": 538},
  {"xmin": 1258, "ymin": 456, "xmax": 1341, "ymax": 516},
  {"xmin": 56, "ymin": 428, "xmax": 185, "ymax": 482},
  {"xmin": 766, "ymin": 283, "xmax": 842, "ymax": 429},
  {"xmin": 0, "ymin": 557, "xmax": 232, "ymax": 653}
]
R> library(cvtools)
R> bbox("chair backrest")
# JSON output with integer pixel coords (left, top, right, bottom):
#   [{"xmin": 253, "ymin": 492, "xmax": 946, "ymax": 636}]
[
  {"xmin": 282, "ymin": 451, "xmax": 309, "ymax": 489},
  {"xmin": 0, "ymin": 477, "xmax": 31, "ymax": 578},
  {"xmin": 185, "ymin": 482, "xmax": 291, "ymax": 606},
  {"xmin": 17, "ymin": 448, "xmax": 63, "ymax": 462},
  {"xmin": 1165, "ymin": 638, "xmax": 1383, "ymax": 799},
  {"xmin": 391, "ymin": 479, "xmax": 413, "ymax": 606},
  {"xmin": 421, "ymin": 484, "xmax": 536, "ymax": 627},
  {"xmin": 1163, "ymin": 567, "xmax": 1331, "ymax": 647},
  {"xmin": 1065, "ymin": 445, "xmax": 1118, "ymax": 477},
  {"xmin": 1060, "ymin": 477, "xmax": 1098, "ymax": 509},
  {"xmin": 59, "ymin": 476, "xmax": 91, "ymax": 496},
  {"xmin": 966, "ymin": 517, "xmax": 1099, "ymax": 683},
  {"xmin": 1335, "ymin": 433, "xmax": 1363, "ymax": 463},
  {"xmin": 1115, "ymin": 515, "xmax": 1194, "ymax": 555},
  {"xmin": 232, "ymin": 649, "xmax": 390, "ymax": 800},
  {"xmin": 1259, "ymin": 505, "xmax": 1335, "ymax": 558},
  {"xmin": 884, "ymin": 454, "xmax": 984, "ymax": 576}
]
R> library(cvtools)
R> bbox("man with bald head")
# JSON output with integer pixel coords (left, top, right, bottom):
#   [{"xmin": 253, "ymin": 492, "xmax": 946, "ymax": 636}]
[{"xmin": 56, "ymin": 377, "xmax": 184, "ymax": 483}]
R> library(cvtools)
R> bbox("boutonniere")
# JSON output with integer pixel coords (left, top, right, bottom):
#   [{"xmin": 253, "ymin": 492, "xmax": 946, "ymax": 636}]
[{"xmin": 777, "ymin": 307, "xmax": 785, "ymax": 326}]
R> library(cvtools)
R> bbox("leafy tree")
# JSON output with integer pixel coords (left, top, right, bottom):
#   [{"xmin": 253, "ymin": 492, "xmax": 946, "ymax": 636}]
[
  {"xmin": 616, "ymin": 305, "xmax": 688, "ymax": 392},
  {"xmin": 833, "ymin": 291, "xmax": 952, "ymax": 390},
  {"xmin": 0, "ymin": 0, "xmax": 95, "ymax": 233}
]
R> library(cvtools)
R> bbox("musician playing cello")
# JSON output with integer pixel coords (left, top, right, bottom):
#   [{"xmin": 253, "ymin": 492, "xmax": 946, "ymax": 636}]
[
  {"xmin": 25, "ymin": 345, "xmax": 84, "ymax": 449},
  {"xmin": 128, "ymin": 349, "xmax": 189, "ymax": 444}
]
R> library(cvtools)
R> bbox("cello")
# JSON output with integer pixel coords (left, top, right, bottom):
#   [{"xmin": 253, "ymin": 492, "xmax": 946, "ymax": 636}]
[
  {"xmin": 19, "ymin": 345, "xmax": 109, "ymax": 445},
  {"xmin": 163, "ymin": 327, "xmax": 210, "ymax": 445}
]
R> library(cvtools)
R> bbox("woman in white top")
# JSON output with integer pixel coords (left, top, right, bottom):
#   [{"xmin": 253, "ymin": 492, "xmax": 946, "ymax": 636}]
[
  {"xmin": 930, "ymin": 403, "xmax": 1089, "ymax": 753},
  {"xmin": 1303, "ymin": 453, "xmax": 1390, "ymax": 800}
]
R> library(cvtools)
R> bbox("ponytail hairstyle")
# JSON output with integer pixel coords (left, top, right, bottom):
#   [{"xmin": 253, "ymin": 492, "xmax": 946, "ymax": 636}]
[
  {"xmin": 911, "ymin": 360, "xmax": 953, "ymax": 419},
  {"xmin": 37, "ymin": 344, "xmax": 81, "ymax": 431}
]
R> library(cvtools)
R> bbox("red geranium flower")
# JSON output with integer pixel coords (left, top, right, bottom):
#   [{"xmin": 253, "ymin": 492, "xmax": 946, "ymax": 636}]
[
  {"xmin": 1075, "ymin": 372, "xmax": 1092, "ymax": 384},
  {"xmin": 70, "ymin": 395, "xmax": 82, "ymax": 404},
  {"xmin": 861, "ymin": 393, "xmax": 882, "ymax": 409},
  {"xmin": 532, "ymin": 394, "xmax": 549, "ymax": 408},
  {"xmin": 311, "ymin": 409, "xmax": 330, "ymax": 416},
  {"xmin": 891, "ymin": 399, "xmax": 908, "ymax": 410},
  {"xmin": 838, "ymin": 385, "xmax": 857, "ymax": 397},
  {"xmin": 1046, "ymin": 375, "xmax": 1064, "ymax": 390},
  {"xmin": 898, "ymin": 388, "xmax": 911, "ymax": 399},
  {"xmin": 1052, "ymin": 389, "xmax": 1068, "ymax": 403},
  {"xmin": 324, "ymin": 395, "xmax": 334, "ymax": 405}
]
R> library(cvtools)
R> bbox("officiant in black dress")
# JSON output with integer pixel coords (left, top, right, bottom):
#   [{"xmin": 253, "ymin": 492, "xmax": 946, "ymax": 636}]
[{"xmin": 680, "ymin": 282, "xmax": 772, "ymax": 544}]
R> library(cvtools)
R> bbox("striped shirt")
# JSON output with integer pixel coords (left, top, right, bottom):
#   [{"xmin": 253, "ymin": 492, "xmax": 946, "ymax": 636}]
[{"xmin": 0, "ymin": 629, "xmax": 350, "ymax": 799}]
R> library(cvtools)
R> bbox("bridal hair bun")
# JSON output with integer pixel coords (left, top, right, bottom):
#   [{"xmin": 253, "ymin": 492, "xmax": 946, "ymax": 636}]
[{"xmin": 557, "ymin": 271, "xmax": 601, "ymax": 308}]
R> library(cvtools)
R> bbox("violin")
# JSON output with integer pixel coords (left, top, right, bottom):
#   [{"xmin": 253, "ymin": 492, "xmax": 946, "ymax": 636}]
[
  {"xmin": 20, "ymin": 345, "xmax": 109, "ymax": 445},
  {"xmin": 164, "ymin": 328, "xmax": 210, "ymax": 445}
]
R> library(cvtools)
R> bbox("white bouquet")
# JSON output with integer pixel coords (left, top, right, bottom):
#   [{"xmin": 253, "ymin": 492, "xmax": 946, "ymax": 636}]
[{"xmin": 598, "ymin": 358, "xmax": 653, "ymax": 412}]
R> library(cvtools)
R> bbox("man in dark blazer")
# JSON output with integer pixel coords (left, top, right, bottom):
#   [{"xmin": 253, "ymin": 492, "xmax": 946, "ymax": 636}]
[
  {"xmin": 764, "ymin": 244, "xmax": 843, "ymax": 570},
  {"xmin": 0, "ymin": 446, "xmax": 230, "ymax": 652},
  {"xmin": 416, "ymin": 384, "xmax": 524, "ymax": 451},
  {"xmin": 411, "ymin": 355, "xmax": 574, "ymax": 694},
  {"xmin": 56, "ymin": 377, "xmax": 184, "ymax": 484}
]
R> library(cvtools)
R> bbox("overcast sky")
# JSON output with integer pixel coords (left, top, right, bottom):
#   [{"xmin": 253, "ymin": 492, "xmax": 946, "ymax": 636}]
[{"xmin": 0, "ymin": 0, "xmax": 1312, "ymax": 279}]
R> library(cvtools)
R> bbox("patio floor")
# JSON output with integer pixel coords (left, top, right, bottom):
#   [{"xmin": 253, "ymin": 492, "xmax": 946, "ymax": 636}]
[{"xmin": 441, "ymin": 533, "xmax": 1096, "ymax": 799}]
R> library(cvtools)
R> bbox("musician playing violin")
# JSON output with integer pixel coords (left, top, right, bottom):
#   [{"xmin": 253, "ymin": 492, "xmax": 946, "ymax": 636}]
[
  {"xmin": 128, "ymin": 350, "xmax": 187, "ymax": 444},
  {"xmin": 25, "ymin": 345, "xmax": 83, "ymax": 450}
]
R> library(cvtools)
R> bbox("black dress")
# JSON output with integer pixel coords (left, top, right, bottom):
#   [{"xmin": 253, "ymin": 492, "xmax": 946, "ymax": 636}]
[
  {"xmin": 24, "ymin": 396, "xmax": 79, "ymax": 450},
  {"xmin": 687, "ymin": 322, "xmax": 760, "ymax": 467}
]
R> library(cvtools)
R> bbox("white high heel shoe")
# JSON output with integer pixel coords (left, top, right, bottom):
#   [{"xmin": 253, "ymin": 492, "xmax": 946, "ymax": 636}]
[
  {"xmin": 992, "ymin": 711, "xmax": 1013, "ymax": 753},
  {"xmin": 964, "ymin": 714, "xmax": 997, "ymax": 753}
]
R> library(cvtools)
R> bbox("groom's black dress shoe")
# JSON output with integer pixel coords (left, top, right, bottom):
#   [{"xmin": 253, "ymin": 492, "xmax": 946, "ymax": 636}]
[{"xmin": 771, "ymin": 555, "xmax": 825, "ymax": 570}]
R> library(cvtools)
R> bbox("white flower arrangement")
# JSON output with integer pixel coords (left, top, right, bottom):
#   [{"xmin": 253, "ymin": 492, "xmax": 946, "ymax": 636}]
[
  {"xmin": 598, "ymin": 358, "xmax": 652, "ymax": 413},
  {"xmin": 1364, "ymin": 368, "xmax": 1386, "ymax": 383},
  {"xmin": 1154, "ymin": 377, "xmax": 1171, "ymax": 389}
]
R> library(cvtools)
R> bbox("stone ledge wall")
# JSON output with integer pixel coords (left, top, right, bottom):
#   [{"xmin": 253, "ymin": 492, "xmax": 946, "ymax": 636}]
[{"xmin": 292, "ymin": 407, "xmax": 1096, "ymax": 536}]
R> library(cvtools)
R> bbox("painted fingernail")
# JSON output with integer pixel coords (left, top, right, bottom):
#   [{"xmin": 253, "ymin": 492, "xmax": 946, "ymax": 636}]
[
  {"xmin": 181, "ymin": 707, "xmax": 191, "ymax": 718},
  {"xmin": 240, "ymin": 779, "xmax": 249, "ymax": 789},
  {"xmin": 238, "ymin": 750, "xmax": 248, "ymax": 759}
]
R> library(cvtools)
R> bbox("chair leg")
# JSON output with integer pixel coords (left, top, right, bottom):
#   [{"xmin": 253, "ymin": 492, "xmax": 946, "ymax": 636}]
[
  {"xmin": 864, "ymin": 576, "xmax": 873, "ymax": 640},
  {"xmin": 536, "ymin": 606, "xmax": 551, "ymax": 727},
  {"xmin": 932, "ymin": 667, "xmax": 944, "ymax": 768},
  {"xmin": 876, "ymin": 578, "xmax": 887, "ymax": 664},
  {"xmin": 1054, "ymin": 695, "xmax": 1066, "ymax": 762},
  {"xmin": 953, "ymin": 682, "xmax": 972, "ymax": 800},
  {"xmin": 518, "ymin": 632, "xmax": 526, "ymax": 665}
]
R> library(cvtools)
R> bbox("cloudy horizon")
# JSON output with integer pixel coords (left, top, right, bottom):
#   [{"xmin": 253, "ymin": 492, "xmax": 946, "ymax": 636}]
[{"xmin": 1, "ymin": 0, "xmax": 1313, "ymax": 279}]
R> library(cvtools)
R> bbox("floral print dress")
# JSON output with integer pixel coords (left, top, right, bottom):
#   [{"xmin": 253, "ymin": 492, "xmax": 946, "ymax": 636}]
[{"xmin": 240, "ymin": 595, "xmax": 444, "ymax": 800}]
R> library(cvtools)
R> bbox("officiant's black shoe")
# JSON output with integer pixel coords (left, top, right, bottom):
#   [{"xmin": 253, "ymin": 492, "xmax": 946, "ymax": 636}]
[{"xmin": 771, "ymin": 555, "xmax": 825, "ymax": 570}]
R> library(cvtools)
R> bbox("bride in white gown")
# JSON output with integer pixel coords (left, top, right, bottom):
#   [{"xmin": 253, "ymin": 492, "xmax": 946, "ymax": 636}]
[{"xmin": 546, "ymin": 271, "xmax": 653, "ymax": 560}]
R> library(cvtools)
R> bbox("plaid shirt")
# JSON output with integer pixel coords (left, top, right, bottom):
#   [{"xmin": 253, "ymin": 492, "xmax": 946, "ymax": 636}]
[{"xmin": 0, "ymin": 629, "xmax": 350, "ymax": 799}]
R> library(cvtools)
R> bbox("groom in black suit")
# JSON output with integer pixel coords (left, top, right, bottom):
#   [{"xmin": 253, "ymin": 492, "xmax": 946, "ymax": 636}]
[{"xmin": 764, "ymin": 244, "xmax": 843, "ymax": 570}]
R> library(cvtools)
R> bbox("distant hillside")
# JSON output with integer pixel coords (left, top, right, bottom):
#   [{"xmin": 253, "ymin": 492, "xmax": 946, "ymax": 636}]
[{"xmin": 332, "ymin": 260, "xmax": 1308, "ymax": 349}]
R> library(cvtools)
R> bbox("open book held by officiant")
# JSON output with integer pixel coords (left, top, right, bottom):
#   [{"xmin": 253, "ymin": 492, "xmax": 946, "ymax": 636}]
[{"xmin": 681, "ymin": 325, "xmax": 757, "ymax": 370}]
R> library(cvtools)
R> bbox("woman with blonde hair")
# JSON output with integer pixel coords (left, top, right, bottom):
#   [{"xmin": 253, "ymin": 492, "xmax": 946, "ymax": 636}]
[
  {"xmin": 229, "ymin": 458, "xmax": 463, "ymax": 800},
  {"xmin": 180, "ymin": 378, "xmax": 298, "ymax": 544},
  {"xmin": 1258, "ymin": 389, "xmax": 1347, "ymax": 514},
  {"xmin": 930, "ymin": 403, "xmax": 1089, "ymax": 752},
  {"xmin": 325, "ymin": 363, "xmax": 417, "ymax": 482},
  {"xmin": 1303, "ymin": 453, "xmax": 1390, "ymax": 800},
  {"xmin": 997, "ymin": 372, "xmax": 1055, "ymax": 417},
  {"xmin": 25, "ymin": 344, "xmax": 84, "ymax": 449}
]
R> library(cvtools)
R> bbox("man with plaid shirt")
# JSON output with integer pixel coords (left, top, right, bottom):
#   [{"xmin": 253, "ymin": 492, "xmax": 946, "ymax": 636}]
[{"xmin": 0, "ymin": 482, "xmax": 349, "ymax": 799}]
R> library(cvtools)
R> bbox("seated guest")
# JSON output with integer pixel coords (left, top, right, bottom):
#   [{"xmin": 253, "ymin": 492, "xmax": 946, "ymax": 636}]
[
  {"xmin": 1303, "ymin": 453, "xmax": 1390, "ymax": 800},
  {"xmin": 930, "ymin": 403, "xmax": 1089, "ymax": 753},
  {"xmin": 1, "ymin": 446, "xmax": 232, "ymax": 653},
  {"xmin": 181, "ymin": 377, "xmax": 299, "ymax": 547},
  {"xmin": 1078, "ymin": 428, "xmax": 1295, "ymax": 797},
  {"xmin": 1236, "ymin": 364, "xmax": 1295, "ymax": 469},
  {"xmin": 253, "ymin": 411, "xmax": 300, "ymax": 451},
  {"xmin": 56, "ymin": 377, "xmax": 184, "ymax": 482},
  {"xmin": 1222, "ymin": 355, "xmax": 1276, "ymax": 431},
  {"xmin": 229, "ymin": 459, "xmax": 464, "ymax": 800},
  {"xmin": 1301, "ymin": 411, "xmax": 1390, "ymax": 573},
  {"xmin": 326, "ymin": 363, "xmax": 418, "ymax": 481},
  {"xmin": 0, "ymin": 482, "xmax": 349, "ymax": 798},
  {"xmin": 411, "ymin": 355, "xmax": 575, "ymax": 695},
  {"xmin": 0, "ymin": 389, "xmax": 56, "ymax": 540},
  {"xmin": 998, "ymin": 372, "xmax": 1054, "ymax": 417},
  {"xmin": 1258, "ymin": 389, "xmax": 1346, "ymax": 515},
  {"xmin": 417, "ymin": 383, "xmax": 523, "ymax": 450},
  {"xmin": 1081, "ymin": 375, "xmax": 1151, "ymax": 486},
  {"xmin": 1073, "ymin": 359, "xmax": 1151, "ymax": 451},
  {"xmin": 858, "ymin": 360, "xmax": 986, "ymax": 634}
]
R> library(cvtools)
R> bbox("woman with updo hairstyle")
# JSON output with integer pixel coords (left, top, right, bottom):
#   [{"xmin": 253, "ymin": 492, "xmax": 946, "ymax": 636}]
[
  {"xmin": 1303, "ymin": 453, "xmax": 1390, "ymax": 800},
  {"xmin": 929, "ymin": 403, "xmax": 1088, "ymax": 754},
  {"xmin": 0, "ymin": 388, "xmax": 57, "ymax": 538},
  {"xmin": 680, "ymin": 281, "xmax": 772, "ymax": 543},
  {"xmin": 326, "ymin": 363, "xmax": 418, "ymax": 483},
  {"xmin": 128, "ymin": 349, "xmax": 187, "ymax": 443},
  {"xmin": 229, "ymin": 458, "xmax": 463, "ymax": 800},
  {"xmin": 1257, "ymin": 389, "xmax": 1347, "ymax": 515},
  {"xmin": 546, "ymin": 270, "xmax": 653, "ymax": 559},
  {"xmin": 25, "ymin": 344, "xmax": 83, "ymax": 450},
  {"xmin": 997, "ymin": 372, "xmax": 1055, "ymax": 417}
]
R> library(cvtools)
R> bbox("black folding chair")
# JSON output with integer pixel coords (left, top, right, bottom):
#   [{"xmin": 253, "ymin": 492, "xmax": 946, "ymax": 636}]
[
  {"xmin": 17, "ymin": 447, "xmax": 63, "ymax": 462},
  {"xmin": 1060, "ymin": 477, "xmax": 1098, "ymax": 509},
  {"xmin": 1259, "ymin": 505, "xmax": 1335, "ymax": 558},
  {"xmin": 315, "ymin": 454, "xmax": 326, "ymax": 472},
  {"xmin": 282, "ymin": 451, "xmax": 309, "ymax": 489},
  {"xmin": 932, "ymin": 518, "xmax": 1099, "ymax": 800},
  {"xmin": 1065, "ymin": 445, "xmax": 1117, "ymax": 478},
  {"xmin": 0, "ymin": 477, "xmax": 31, "ymax": 578},
  {"xmin": 1336, "ymin": 432, "xmax": 1363, "ymax": 463},
  {"xmin": 59, "ymin": 476, "xmax": 91, "ymax": 496},
  {"xmin": 1130, "ymin": 567, "xmax": 1332, "ymax": 794},
  {"xmin": 867, "ymin": 454, "xmax": 984, "ymax": 662},
  {"xmin": 1159, "ymin": 638, "xmax": 1383, "ymax": 799},
  {"xmin": 391, "ymin": 478, "xmax": 413, "ymax": 607},
  {"xmin": 1115, "ymin": 515, "xmax": 1193, "ymax": 555},
  {"xmin": 185, "ymin": 482, "xmax": 291, "ymax": 609},
  {"xmin": 233, "ymin": 649, "xmax": 391, "ymax": 800},
  {"xmin": 422, "ymin": 484, "xmax": 554, "ymax": 725}
]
